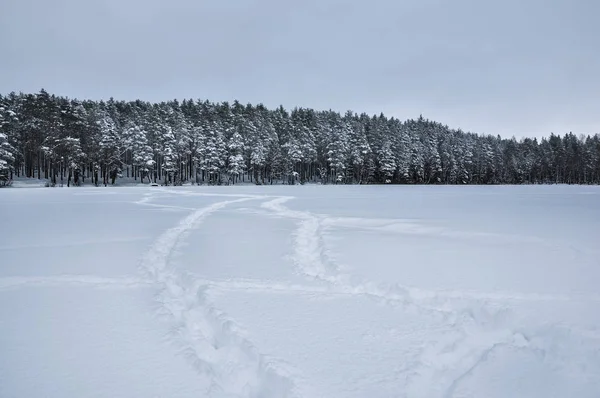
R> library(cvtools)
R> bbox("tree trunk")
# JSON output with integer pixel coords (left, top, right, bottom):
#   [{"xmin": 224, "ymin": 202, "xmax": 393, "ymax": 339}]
[{"xmin": 253, "ymin": 167, "xmax": 260, "ymax": 185}]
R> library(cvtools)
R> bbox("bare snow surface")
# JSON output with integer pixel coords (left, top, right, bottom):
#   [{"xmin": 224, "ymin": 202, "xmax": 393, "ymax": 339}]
[{"xmin": 1, "ymin": 185, "xmax": 599, "ymax": 398}]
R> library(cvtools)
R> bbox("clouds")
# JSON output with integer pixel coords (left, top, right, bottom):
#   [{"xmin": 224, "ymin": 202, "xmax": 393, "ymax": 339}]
[{"xmin": 0, "ymin": 0, "xmax": 598, "ymax": 137}]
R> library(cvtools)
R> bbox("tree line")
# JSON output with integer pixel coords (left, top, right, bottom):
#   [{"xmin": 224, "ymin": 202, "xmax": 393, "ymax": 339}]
[{"xmin": 0, "ymin": 89, "xmax": 599, "ymax": 187}]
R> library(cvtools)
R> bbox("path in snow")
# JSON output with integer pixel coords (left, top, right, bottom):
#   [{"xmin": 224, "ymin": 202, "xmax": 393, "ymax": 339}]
[
  {"xmin": 137, "ymin": 192, "xmax": 297, "ymax": 398},
  {"xmin": 259, "ymin": 195, "xmax": 600, "ymax": 398}
]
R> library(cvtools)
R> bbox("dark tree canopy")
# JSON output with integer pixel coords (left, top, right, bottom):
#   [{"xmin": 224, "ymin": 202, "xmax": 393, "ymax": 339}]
[{"xmin": 1, "ymin": 90, "xmax": 598, "ymax": 186}]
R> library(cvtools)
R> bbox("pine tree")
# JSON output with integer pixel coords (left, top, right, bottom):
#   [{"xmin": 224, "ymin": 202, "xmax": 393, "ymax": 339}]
[
  {"xmin": 392, "ymin": 120, "xmax": 411, "ymax": 182},
  {"xmin": 98, "ymin": 111, "xmax": 123, "ymax": 186},
  {"xmin": 159, "ymin": 126, "xmax": 177, "ymax": 185},
  {"xmin": 326, "ymin": 119, "xmax": 349, "ymax": 184},
  {"xmin": 348, "ymin": 116, "xmax": 372, "ymax": 184},
  {"xmin": 0, "ymin": 102, "xmax": 16, "ymax": 184},
  {"xmin": 378, "ymin": 140, "xmax": 396, "ymax": 183},
  {"xmin": 227, "ymin": 131, "xmax": 245, "ymax": 184},
  {"xmin": 124, "ymin": 125, "xmax": 154, "ymax": 183},
  {"xmin": 0, "ymin": 132, "xmax": 15, "ymax": 184},
  {"xmin": 201, "ymin": 125, "xmax": 226, "ymax": 185}
]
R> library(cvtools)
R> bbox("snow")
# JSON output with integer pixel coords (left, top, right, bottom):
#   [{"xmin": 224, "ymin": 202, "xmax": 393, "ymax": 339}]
[{"xmin": 1, "ymin": 185, "xmax": 599, "ymax": 397}]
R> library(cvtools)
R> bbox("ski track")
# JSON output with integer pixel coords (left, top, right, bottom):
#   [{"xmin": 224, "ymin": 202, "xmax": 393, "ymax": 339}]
[
  {"xmin": 185, "ymin": 275, "xmax": 600, "ymax": 302},
  {"xmin": 321, "ymin": 216, "xmax": 547, "ymax": 246},
  {"xmin": 0, "ymin": 275, "xmax": 151, "ymax": 290},
  {"xmin": 0, "ymin": 236, "xmax": 152, "ymax": 251},
  {"xmin": 261, "ymin": 195, "xmax": 600, "ymax": 397},
  {"xmin": 320, "ymin": 216, "xmax": 600, "ymax": 260},
  {"xmin": 134, "ymin": 192, "xmax": 197, "ymax": 211},
  {"xmin": 138, "ymin": 193, "xmax": 297, "ymax": 398}
]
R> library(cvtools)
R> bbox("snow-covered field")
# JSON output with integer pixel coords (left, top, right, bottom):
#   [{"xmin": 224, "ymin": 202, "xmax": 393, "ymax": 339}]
[{"xmin": 1, "ymin": 185, "xmax": 599, "ymax": 398}]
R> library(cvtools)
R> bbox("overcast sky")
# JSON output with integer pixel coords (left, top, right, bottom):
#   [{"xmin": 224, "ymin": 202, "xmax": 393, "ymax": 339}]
[{"xmin": 0, "ymin": 0, "xmax": 598, "ymax": 138}]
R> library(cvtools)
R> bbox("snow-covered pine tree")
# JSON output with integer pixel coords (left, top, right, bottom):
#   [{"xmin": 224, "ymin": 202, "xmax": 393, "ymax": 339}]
[
  {"xmin": 390, "ymin": 119, "xmax": 410, "ymax": 182},
  {"xmin": 326, "ymin": 117, "xmax": 349, "ymax": 184},
  {"xmin": 186, "ymin": 125, "xmax": 204, "ymax": 185},
  {"xmin": 227, "ymin": 131, "xmax": 245, "ymax": 184},
  {"xmin": 98, "ymin": 111, "xmax": 123, "ymax": 186},
  {"xmin": 201, "ymin": 123, "xmax": 227, "ymax": 185},
  {"xmin": 347, "ymin": 115, "xmax": 372, "ymax": 184},
  {"xmin": 0, "ymin": 101, "xmax": 16, "ymax": 184},
  {"xmin": 257, "ymin": 107, "xmax": 279, "ymax": 184},
  {"xmin": 378, "ymin": 139, "xmax": 396, "ymax": 183},
  {"xmin": 291, "ymin": 108, "xmax": 317, "ymax": 183},
  {"xmin": 124, "ymin": 125, "xmax": 154, "ymax": 183},
  {"xmin": 158, "ymin": 126, "xmax": 177, "ymax": 185},
  {"xmin": 0, "ymin": 132, "xmax": 15, "ymax": 185},
  {"xmin": 423, "ymin": 122, "xmax": 442, "ymax": 183}
]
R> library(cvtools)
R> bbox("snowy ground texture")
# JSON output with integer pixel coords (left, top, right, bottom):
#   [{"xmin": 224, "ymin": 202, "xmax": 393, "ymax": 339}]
[{"xmin": 1, "ymin": 185, "xmax": 600, "ymax": 398}]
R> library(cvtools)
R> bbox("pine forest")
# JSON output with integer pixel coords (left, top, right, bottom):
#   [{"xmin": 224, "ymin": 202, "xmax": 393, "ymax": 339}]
[{"xmin": 1, "ymin": 89, "xmax": 598, "ymax": 187}]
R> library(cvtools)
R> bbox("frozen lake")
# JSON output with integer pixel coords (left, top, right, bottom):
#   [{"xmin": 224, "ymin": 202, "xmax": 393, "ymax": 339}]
[{"xmin": 1, "ymin": 185, "xmax": 599, "ymax": 397}]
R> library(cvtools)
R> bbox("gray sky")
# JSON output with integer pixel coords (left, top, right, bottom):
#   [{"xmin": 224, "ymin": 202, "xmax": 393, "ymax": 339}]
[{"xmin": 1, "ymin": 0, "xmax": 598, "ymax": 138}]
